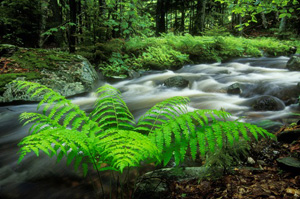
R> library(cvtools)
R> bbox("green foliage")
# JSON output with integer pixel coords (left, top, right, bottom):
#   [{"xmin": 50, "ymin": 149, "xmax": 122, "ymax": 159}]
[
  {"xmin": 136, "ymin": 45, "xmax": 189, "ymax": 70},
  {"xmin": 91, "ymin": 33, "xmax": 297, "ymax": 77},
  {"xmin": 215, "ymin": 0, "xmax": 299, "ymax": 29},
  {"xmin": 16, "ymin": 81, "xmax": 275, "ymax": 175},
  {"xmin": 0, "ymin": 0, "xmax": 41, "ymax": 46},
  {"xmin": 99, "ymin": 52, "xmax": 138, "ymax": 77},
  {"xmin": 204, "ymin": 139, "xmax": 250, "ymax": 172},
  {"xmin": 16, "ymin": 81, "xmax": 158, "ymax": 174},
  {"xmin": 41, "ymin": 22, "xmax": 77, "ymax": 36},
  {"xmin": 203, "ymin": 25, "xmax": 231, "ymax": 37}
]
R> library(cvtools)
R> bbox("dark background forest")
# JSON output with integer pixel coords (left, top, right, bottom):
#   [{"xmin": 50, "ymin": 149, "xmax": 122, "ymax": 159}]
[
  {"xmin": 1, "ymin": 0, "xmax": 299, "ymax": 50},
  {"xmin": 1, "ymin": 0, "xmax": 300, "ymax": 77}
]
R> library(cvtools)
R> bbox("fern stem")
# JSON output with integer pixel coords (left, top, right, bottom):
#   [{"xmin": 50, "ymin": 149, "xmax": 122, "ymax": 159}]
[
  {"xmin": 109, "ymin": 171, "xmax": 113, "ymax": 199},
  {"xmin": 88, "ymin": 149, "xmax": 105, "ymax": 198}
]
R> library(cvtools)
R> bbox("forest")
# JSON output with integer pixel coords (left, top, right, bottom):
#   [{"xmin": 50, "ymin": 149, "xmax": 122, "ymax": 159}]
[
  {"xmin": 1, "ymin": 0, "xmax": 300, "ymax": 76},
  {"xmin": 0, "ymin": 0, "xmax": 300, "ymax": 199}
]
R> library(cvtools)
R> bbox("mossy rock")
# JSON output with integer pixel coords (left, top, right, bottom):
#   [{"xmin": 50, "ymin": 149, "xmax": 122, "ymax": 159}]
[
  {"xmin": 0, "ymin": 72, "xmax": 43, "ymax": 95},
  {"xmin": 0, "ymin": 47, "xmax": 99, "ymax": 103}
]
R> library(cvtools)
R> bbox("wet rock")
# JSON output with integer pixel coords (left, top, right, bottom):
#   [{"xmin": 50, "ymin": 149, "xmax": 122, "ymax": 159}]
[
  {"xmin": 273, "ymin": 85, "xmax": 300, "ymax": 105},
  {"xmin": 240, "ymin": 83, "xmax": 300, "ymax": 106},
  {"xmin": 286, "ymin": 55, "xmax": 300, "ymax": 71},
  {"xmin": 251, "ymin": 95, "xmax": 285, "ymax": 111},
  {"xmin": 0, "ymin": 44, "xmax": 19, "ymax": 57},
  {"xmin": 164, "ymin": 76, "xmax": 189, "ymax": 88},
  {"xmin": 277, "ymin": 128, "xmax": 300, "ymax": 143},
  {"xmin": 227, "ymin": 83, "xmax": 242, "ymax": 95},
  {"xmin": 128, "ymin": 69, "xmax": 141, "ymax": 79},
  {"xmin": 277, "ymin": 157, "xmax": 300, "ymax": 172},
  {"xmin": 133, "ymin": 167, "xmax": 223, "ymax": 199}
]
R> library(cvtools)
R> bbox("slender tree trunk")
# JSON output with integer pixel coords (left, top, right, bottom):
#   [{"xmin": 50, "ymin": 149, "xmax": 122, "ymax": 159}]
[
  {"xmin": 78, "ymin": 0, "xmax": 83, "ymax": 43},
  {"xmin": 99, "ymin": 0, "xmax": 106, "ymax": 17},
  {"xmin": 261, "ymin": 12, "xmax": 268, "ymax": 29},
  {"xmin": 69, "ymin": 0, "xmax": 77, "ymax": 53},
  {"xmin": 180, "ymin": 0, "xmax": 185, "ymax": 32},
  {"xmin": 193, "ymin": 0, "xmax": 206, "ymax": 35},
  {"xmin": 156, "ymin": 0, "xmax": 166, "ymax": 36},
  {"xmin": 112, "ymin": 3, "xmax": 118, "ymax": 38},
  {"xmin": 39, "ymin": 0, "xmax": 49, "ymax": 48},
  {"xmin": 199, "ymin": 0, "xmax": 206, "ymax": 33},
  {"xmin": 175, "ymin": 9, "xmax": 178, "ymax": 32},
  {"xmin": 189, "ymin": 1, "xmax": 194, "ymax": 33},
  {"xmin": 279, "ymin": 16, "xmax": 286, "ymax": 33},
  {"xmin": 238, "ymin": 14, "xmax": 243, "ymax": 36}
]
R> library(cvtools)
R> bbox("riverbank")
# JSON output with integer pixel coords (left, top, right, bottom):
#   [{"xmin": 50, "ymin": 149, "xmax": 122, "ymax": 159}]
[{"xmin": 78, "ymin": 34, "xmax": 300, "ymax": 77}]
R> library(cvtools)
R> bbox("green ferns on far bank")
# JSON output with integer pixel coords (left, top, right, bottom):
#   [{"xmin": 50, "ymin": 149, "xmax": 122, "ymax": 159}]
[
  {"xmin": 88, "ymin": 34, "xmax": 299, "ymax": 77},
  {"xmin": 16, "ymin": 80, "xmax": 275, "ymax": 174}
]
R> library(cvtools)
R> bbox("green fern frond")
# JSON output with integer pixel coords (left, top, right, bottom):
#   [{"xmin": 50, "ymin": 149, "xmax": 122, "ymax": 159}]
[
  {"xmin": 136, "ymin": 96, "xmax": 190, "ymax": 134},
  {"xmin": 90, "ymin": 84, "xmax": 136, "ymax": 130},
  {"xmin": 95, "ymin": 129, "xmax": 160, "ymax": 173},
  {"xmin": 14, "ymin": 80, "xmax": 91, "ymax": 130},
  {"xmin": 149, "ymin": 109, "xmax": 275, "ymax": 166}
]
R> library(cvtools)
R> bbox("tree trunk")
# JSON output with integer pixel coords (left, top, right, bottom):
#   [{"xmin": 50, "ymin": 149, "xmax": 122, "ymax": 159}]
[
  {"xmin": 261, "ymin": 12, "xmax": 268, "ymax": 29},
  {"xmin": 39, "ymin": 0, "xmax": 49, "ymax": 48},
  {"xmin": 193, "ymin": 0, "xmax": 206, "ymax": 35},
  {"xmin": 279, "ymin": 16, "xmax": 286, "ymax": 33},
  {"xmin": 69, "ymin": 0, "xmax": 77, "ymax": 53},
  {"xmin": 99, "ymin": 0, "xmax": 106, "ymax": 17},
  {"xmin": 238, "ymin": 14, "xmax": 243, "ymax": 36},
  {"xmin": 78, "ymin": 0, "xmax": 83, "ymax": 43},
  {"xmin": 180, "ymin": 0, "xmax": 185, "ymax": 32},
  {"xmin": 156, "ymin": 0, "xmax": 166, "ymax": 36},
  {"xmin": 199, "ymin": 0, "xmax": 206, "ymax": 33}
]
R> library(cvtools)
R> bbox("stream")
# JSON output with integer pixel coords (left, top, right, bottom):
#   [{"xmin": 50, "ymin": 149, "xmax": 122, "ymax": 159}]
[{"xmin": 1, "ymin": 56, "xmax": 300, "ymax": 199}]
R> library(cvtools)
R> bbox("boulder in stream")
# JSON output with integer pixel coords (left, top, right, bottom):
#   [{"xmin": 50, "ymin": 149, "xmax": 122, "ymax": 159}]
[
  {"xmin": 227, "ymin": 83, "xmax": 242, "ymax": 95},
  {"xmin": 286, "ymin": 55, "xmax": 300, "ymax": 71},
  {"xmin": 0, "ymin": 45, "xmax": 99, "ymax": 103},
  {"xmin": 164, "ymin": 76, "xmax": 189, "ymax": 88},
  {"xmin": 251, "ymin": 95, "xmax": 285, "ymax": 111}
]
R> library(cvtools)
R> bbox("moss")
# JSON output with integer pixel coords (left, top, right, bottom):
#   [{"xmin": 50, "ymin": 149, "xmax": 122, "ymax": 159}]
[
  {"xmin": 9, "ymin": 48, "xmax": 81, "ymax": 71},
  {"xmin": 0, "ymin": 72, "xmax": 43, "ymax": 94}
]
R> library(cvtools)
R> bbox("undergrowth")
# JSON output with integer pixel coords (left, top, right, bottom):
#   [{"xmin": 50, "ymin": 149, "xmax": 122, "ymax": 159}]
[{"xmin": 93, "ymin": 34, "xmax": 298, "ymax": 77}]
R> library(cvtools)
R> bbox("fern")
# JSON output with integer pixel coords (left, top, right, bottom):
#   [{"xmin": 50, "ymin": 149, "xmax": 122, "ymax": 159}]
[
  {"xmin": 14, "ymin": 81, "xmax": 156, "ymax": 174},
  {"xmin": 15, "ymin": 80, "xmax": 275, "ymax": 176}
]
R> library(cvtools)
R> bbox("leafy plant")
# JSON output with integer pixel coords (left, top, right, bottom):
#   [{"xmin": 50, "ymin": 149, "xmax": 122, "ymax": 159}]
[
  {"xmin": 14, "ymin": 80, "xmax": 276, "ymax": 198},
  {"xmin": 16, "ymin": 80, "xmax": 275, "ymax": 174},
  {"xmin": 137, "ymin": 45, "xmax": 189, "ymax": 70}
]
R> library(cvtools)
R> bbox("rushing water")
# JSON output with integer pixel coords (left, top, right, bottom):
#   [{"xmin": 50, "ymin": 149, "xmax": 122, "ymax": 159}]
[{"xmin": 1, "ymin": 57, "xmax": 300, "ymax": 199}]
